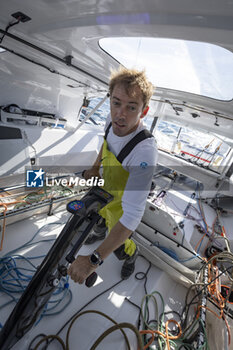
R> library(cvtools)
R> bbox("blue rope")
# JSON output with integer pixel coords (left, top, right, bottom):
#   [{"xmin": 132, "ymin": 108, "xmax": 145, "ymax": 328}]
[
  {"xmin": 0, "ymin": 221, "xmax": 72, "ymax": 326},
  {"xmin": 154, "ymin": 243, "xmax": 201, "ymax": 264}
]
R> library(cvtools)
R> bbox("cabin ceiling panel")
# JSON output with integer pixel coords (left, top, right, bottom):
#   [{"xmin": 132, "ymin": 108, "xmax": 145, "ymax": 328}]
[
  {"xmin": 1, "ymin": 0, "xmax": 233, "ymax": 51},
  {"xmin": 0, "ymin": 0, "xmax": 233, "ymax": 123},
  {"xmin": 0, "ymin": 31, "xmax": 109, "ymax": 90},
  {"xmin": 1, "ymin": 0, "xmax": 233, "ymax": 85},
  {"xmin": 0, "ymin": 51, "xmax": 87, "ymax": 120}
]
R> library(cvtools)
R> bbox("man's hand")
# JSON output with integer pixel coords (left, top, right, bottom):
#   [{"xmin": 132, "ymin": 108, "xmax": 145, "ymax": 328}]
[
  {"xmin": 83, "ymin": 167, "xmax": 100, "ymax": 180},
  {"xmin": 82, "ymin": 144, "xmax": 103, "ymax": 180},
  {"xmin": 67, "ymin": 255, "xmax": 97, "ymax": 284}
]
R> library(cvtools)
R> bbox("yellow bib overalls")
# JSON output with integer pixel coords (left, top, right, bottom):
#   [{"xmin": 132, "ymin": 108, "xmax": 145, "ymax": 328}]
[{"xmin": 99, "ymin": 139, "xmax": 137, "ymax": 257}]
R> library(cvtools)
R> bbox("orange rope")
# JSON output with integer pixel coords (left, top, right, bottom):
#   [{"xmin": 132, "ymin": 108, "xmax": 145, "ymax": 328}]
[
  {"xmin": 197, "ymin": 305, "xmax": 223, "ymax": 320},
  {"xmin": 139, "ymin": 319, "xmax": 182, "ymax": 350},
  {"xmin": 138, "ymin": 330, "xmax": 155, "ymax": 349},
  {"xmin": 194, "ymin": 232, "xmax": 207, "ymax": 253},
  {"xmin": 197, "ymin": 263, "xmax": 231, "ymax": 346}
]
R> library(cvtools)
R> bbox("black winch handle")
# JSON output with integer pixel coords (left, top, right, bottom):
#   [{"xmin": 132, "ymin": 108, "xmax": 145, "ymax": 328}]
[
  {"xmin": 85, "ymin": 272, "xmax": 98, "ymax": 287},
  {"xmin": 66, "ymin": 255, "xmax": 98, "ymax": 288}
]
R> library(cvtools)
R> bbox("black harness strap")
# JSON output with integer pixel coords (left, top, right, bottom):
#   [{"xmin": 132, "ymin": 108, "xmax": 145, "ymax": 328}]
[
  {"xmin": 104, "ymin": 122, "xmax": 112, "ymax": 140},
  {"xmin": 117, "ymin": 129, "xmax": 153, "ymax": 164},
  {"xmin": 104, "ymin": 122, "xmax": 153, "ymax": 164}
]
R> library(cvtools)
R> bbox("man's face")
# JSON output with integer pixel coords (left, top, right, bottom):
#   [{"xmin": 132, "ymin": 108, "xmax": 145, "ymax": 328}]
[{"xmin": 110, "ymin": 83, "xmax": 148, "ymax": 137}]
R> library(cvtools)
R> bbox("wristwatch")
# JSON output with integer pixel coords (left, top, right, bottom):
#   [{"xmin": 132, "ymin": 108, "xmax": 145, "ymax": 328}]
[{"xmin": 89, "ymin": 250, "xmax": 103, "ymax": 266}]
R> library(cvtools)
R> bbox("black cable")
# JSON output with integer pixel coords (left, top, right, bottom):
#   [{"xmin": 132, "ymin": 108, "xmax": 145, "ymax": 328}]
[
  {"xmin": 29, "ymin": 255, "xmax": 153, "ymax": 349},
  {"xmin": 28, "ymin": 333, "xmax": 49, "ymax": 350},
  {"xmin": 27, "ymin": 279, "xmax": 123, "ymax": 349},
  {"xmin": 124, "ymin": 297, "xmax": 141, "ymax": 312},
  {"xmin": 134, "ymin": 256, "xmax": 152, "ymax": 345},
  {"xmin": 178, "ymin": 345, "xmax": 196, "ymax": 350},
  {"xmin": 64, "ymin": 255, "xmax": 151, "ymax": 334},
  {"xmin": 135, "ymin": 255, "xmax": 152, "ymax": 295},
  {"xmin": 160, "ymin": 310, "xmax": 182, "ymax": 326},
  {"xmin": 114, "ymin": 256, "xmax": 151, "ymax": 332},
  {"xmin": 0, "ymin": 18, "xmax": 20, "ymax": 45},
  {"xmin": 124, "ymin": 297, "xmax": 142, "ymax": 330},
  {"xmin": 57, "ymin": 279, "xmax": 123, "ymax": 336}
]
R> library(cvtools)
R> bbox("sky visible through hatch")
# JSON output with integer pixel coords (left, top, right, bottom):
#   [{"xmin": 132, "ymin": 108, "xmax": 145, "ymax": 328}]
[{"xmin": 100, "ymin": 37, "xmax": 233, "ymax": 101}]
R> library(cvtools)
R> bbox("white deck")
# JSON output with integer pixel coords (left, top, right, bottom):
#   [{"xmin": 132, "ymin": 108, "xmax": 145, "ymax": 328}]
[
  {"xmin": 1, "ymin": 208, "xmax": 191, "ymax": 350},
  {"xmin": 1, "ymin": 180, "xmax": 233, "ymax": 349}
]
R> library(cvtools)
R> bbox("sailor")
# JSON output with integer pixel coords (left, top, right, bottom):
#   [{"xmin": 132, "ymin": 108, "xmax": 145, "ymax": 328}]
[{"xmin": 68, "ymin": 67, "xmax": 158, "ymax": 283}]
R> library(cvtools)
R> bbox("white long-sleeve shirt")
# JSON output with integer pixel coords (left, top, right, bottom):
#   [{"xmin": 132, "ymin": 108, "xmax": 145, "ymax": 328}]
[{"xmin": 104, "ymin": 116, "xmax": 158, "ymax": 231}]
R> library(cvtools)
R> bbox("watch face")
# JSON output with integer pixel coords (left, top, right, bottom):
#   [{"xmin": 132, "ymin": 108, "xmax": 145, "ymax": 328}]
[
  {"xmin": 90, "ymin": 250, "xmax": 103, "ymax": 266},
  {"xmin": 90, "ymin": 253, "xmax": 99, "ymax": 264}
]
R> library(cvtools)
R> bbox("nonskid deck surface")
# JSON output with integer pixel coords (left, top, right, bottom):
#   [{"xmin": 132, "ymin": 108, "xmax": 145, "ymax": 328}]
[
  {"xmin": 0, "ymin": 209, "xmax": 192, "ymax": 350},
  {"xmin": 0, "ymin": 180, "xmax": 233, "ymax": 350},
  {"xmin": 0, "ymin": 174, "xmax": 233, "ymax": 350}
]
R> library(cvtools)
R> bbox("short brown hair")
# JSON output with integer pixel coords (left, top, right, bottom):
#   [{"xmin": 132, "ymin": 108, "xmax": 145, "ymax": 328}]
[{"xmin": 109, "ymin": 66, "xmax": 154, "ymax": 107}]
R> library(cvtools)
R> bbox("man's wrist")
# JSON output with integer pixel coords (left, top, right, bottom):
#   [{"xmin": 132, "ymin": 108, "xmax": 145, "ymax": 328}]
[{"xmin": 89, "ymin": 250, "xmax": 103, "ymax": 266}]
